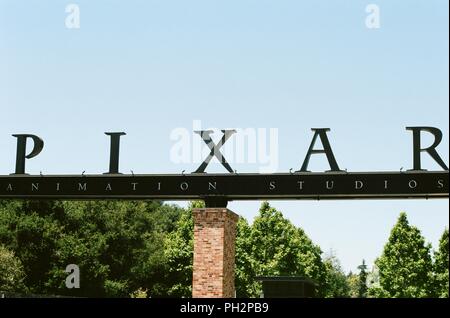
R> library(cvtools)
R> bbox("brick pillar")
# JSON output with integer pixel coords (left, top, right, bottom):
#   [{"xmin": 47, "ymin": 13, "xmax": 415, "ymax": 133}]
[{"xmin": 192, "ymin": 208, "xmax": 239, "ymax": 298}]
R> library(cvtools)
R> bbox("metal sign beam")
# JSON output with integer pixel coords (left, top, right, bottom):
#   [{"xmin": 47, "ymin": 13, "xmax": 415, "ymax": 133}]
[{"xmin": 0, "ymin": 171, "xmax": 447, "ymax": 202}]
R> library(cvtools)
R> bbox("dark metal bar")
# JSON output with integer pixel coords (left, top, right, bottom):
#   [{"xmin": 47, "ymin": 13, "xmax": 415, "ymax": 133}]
[{"xmin": 0, "ymin": 171, "xmax": 447, "ymax": 201}]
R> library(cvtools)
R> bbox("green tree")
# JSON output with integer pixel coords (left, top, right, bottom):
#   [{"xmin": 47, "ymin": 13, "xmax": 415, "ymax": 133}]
[
  {"xmin": 159, "ymin": 201, "xmax": 206, "ymax": 297},
  {"xmin": 323, "ymin": 252, "xmax": 350, "ymax": 298},
  {"xmin": 433, "ymin": 228, "xmax": 449, "ymax": 298},
  {"xmin": 246, "ymin": 202, "xmax": 327, "ymax": 296},
  {"xmin": 347, "ymin": 272, "xmax": 359, "ymax": 298},
  {"xmin": 371, "ymin": 212, "xmax": 434, "ymax": 298},
  {"xmin": 0, "ymin": 245, "xmax": 27, "ymax": 293},
  {"xmin": 162, "ymin": 206, "xmax": 195, "ymax": 297},
  {"xmin": 235, "ymin": 217, "xmax": 260, "ymax": 297},
  {"xmin": 357, "ymin": 259, "xmax": 368, "ymax": 298},
  {"xmin": 0, "ymin": 200, "xmax": 63, "ymax": 293},
  {"xmin": 0, "ymin": 199, "xmax": 183, "ymax": 297}
]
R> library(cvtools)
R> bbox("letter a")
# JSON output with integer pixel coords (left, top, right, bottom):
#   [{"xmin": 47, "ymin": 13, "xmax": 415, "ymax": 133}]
[{"xmin": 298, "ymin": 128, "xmax": 342, "ymax": 172}]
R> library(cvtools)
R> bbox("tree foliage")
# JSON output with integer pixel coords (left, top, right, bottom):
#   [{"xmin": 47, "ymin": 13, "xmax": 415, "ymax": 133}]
[
  {"xmin": 249, "ymin": 202, "xmax": 326, "ymax": 286},
  {"xmin": 237, "ymin": 202, "xmax": 329, "ymax": 296},
  {"xmin": 0, "ymin": 200, "xmax": 183, "ymax": 297},
  {"xmin": 161, "ymin": 203, "xmax": 196, "ymax": 297},
  {"xmin": 371, "ymin": 212, "xmax": 434, "ymax": 298},
  {"xmin": 346, "ymin": 272, "xmax": 359, "ymax": 298},
  {"xmin": 2, "ymin": 199, "xmax": 445, "ymax": 298},
  {"xmin": 0, "ymin": 244, "xmax": 27, "ymax": 293},
  {"xmin": 357, "ymin": 259, "xmax": 368, "ymax": 298},
  {"xmin": 433, "ymin": 228, "xmax": 449, "ymax": 298},
  {"xmin": 322, "ymin": 252, "xmax": 350, "ymax": 298}
]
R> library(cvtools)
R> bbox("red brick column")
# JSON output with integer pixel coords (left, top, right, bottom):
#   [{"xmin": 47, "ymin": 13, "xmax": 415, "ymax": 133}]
[{"xmin": 192, "ymin": 208, "xmax": 239, "ymax": 298}]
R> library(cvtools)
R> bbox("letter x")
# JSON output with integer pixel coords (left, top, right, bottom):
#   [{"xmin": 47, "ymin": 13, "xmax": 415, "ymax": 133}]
[{"xmin": 194, "ymin": 130, "xmax": 236, "ymax": 173}]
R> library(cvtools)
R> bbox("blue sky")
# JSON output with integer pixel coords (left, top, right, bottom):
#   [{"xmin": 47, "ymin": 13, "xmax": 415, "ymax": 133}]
[{"xmin": 0, "ymin": 0, "xmax": 448, "ymax": 273}]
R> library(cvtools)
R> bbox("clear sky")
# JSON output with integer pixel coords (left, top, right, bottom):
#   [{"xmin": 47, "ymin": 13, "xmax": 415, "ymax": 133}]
[{"xmin": 0, "ymin": 0, "xmax": 448, "ymax": 273}]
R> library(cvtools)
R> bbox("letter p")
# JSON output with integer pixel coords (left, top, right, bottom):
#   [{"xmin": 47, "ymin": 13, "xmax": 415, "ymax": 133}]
[{"xmin": 12, "ymin": 134, "xmax": 44, "ymax": 174}]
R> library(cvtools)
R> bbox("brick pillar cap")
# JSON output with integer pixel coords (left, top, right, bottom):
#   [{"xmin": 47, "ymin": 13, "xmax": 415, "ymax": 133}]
[{"xmin": 192, "ymin": 207, "xmax": 239, "ymax": 221}]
